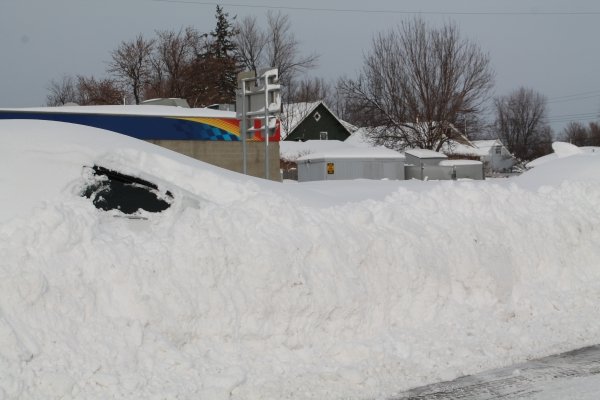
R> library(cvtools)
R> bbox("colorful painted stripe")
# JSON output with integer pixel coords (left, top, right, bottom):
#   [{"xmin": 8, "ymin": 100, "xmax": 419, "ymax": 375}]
[{"xmin": 0, "ymin": 110, "xmax": 280, "ymax": 142}]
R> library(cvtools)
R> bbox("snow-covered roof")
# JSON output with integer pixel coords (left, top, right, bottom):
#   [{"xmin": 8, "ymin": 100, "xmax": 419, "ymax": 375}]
[
  {"xmin": 445, "ymin": 142, "xmax": 488, "ymax": 157},
  {"xmin": 344, "ymin": 127, "xmax": 373, "ymax": 148},
  {"xmin": 281, "ymin": 138, "xmax": 402, "ymax": 162},
  {"xmin": 472, "ymin": 139, "xmax": 503, "ymax": 149},
  {"xmin": 439, "ymin": 159, "xmax": 482, "ymax": 166},
  {"xmin": 405, "ymin": 149, "xmax": 448, "ymax": 159},
  {"xmin": 443, "ymin": 139, "xmax": 511, "ymax": 158},
  {"xmin": 280, "ymin": 101, "xmax": 320, "ymax": 138},
  {"xmin": 340, "ymin": 119, "xmax": 358, "ymax": 134},
  {"xmin": 297, "ymin": 145, "xmax": 404, "ymax": 161},
  {"xmin": 0, "ymin": 104, "xmax": 236, "ymax": 118},
  {"xmin": 280, "ymin": 140, "xmax": 351, "ymax": 161}
]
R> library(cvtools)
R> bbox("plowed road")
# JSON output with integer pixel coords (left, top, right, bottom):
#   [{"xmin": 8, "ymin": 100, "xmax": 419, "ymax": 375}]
[{"xmin": 393, "ymin": 345, "xmax": 600, "ymax": 399}]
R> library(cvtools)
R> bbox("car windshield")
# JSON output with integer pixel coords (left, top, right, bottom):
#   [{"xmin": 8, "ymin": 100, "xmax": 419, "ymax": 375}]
[{"xmin": 81, "ymin": 165, "xmax": 173, "ymax": 215}]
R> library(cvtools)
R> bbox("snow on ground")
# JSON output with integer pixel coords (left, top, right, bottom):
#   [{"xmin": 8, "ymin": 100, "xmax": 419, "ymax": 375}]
[
  {"xmin": 526, "ymin": 142, "xmax": 600, "ymax": 168},
  {"xmin": 1, "ymin": 120, "xmax": 600, "ymax": 399}
]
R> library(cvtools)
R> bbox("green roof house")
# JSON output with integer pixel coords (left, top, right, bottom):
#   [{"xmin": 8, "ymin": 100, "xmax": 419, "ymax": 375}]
[{"xmin": 281, "ymin": 101, "xmax": 354, "ymax": 141}]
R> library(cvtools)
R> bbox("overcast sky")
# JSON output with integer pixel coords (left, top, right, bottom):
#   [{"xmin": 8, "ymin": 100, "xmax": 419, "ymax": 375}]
[{"xmin": 2, "ymin": 0, "xmax": 600, "ymax": 134}]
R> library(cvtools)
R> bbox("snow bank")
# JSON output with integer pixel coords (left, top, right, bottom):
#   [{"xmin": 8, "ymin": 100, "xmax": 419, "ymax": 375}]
[
  {"xmin": 526, "ymin": 143, "xmax": 600, "ymax": 168},
  {"xmin": 1, "ymin": 120, "xmax": 600, "ymax": 399}
]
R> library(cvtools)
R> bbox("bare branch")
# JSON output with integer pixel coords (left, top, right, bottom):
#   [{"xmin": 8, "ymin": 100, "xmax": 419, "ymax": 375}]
[
  {"xmin": 494, "ymin": 87, "xmax": 552, "ymax": 160},
  {"xmin": 46, "ymin": 75, "xmax": 77, "ymax": 106},
  {"xmin": 265, "ymin": 11, "xmax": 319, "ymax": 89},
  {"xmin": 340, "ymin": 17, "xmax": 494, "ymax": 151},
  {"xmin": 107, "ymin": 34, "xmax": 155, "ymax": 104},
  {"xmin": 234, "ymin": 15, "xmax": 268, "ymax": 76}
]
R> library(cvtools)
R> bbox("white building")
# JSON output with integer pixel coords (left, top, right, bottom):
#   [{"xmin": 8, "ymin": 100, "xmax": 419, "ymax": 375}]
[
  {"xmin": 404, "ymin": 149, "xmax": 484, "ymax": 180},
  {"xmin": 296, "ymin": 146, "xmax": 405, "ymax": 182},
  {"xmin": 444, "ymin": 139, "xmax": 516, "ymax": 173}
]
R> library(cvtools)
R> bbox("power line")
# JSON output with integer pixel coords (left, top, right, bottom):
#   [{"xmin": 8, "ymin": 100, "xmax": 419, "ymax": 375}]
[
  {"xmin": 547, "ymin": 113, "xmax": 599, "ymax": 122},
  {"xmin": 151, "ymin": 0, "xmax": 600, "ymax": 16},
  {"xmin": 547, "ymin": 110, "xmax": 599, "ymax": 118},
  {"xmin": 547, "ymin": 90, "xmax": 600, "ymax": 104},
  {"xmin": 548, "ymin": 89, "xmax": 600, "ymax": 101},
  {"xmin": 547, "ymin": 94, "xmax": 600, "ymax": 105}
]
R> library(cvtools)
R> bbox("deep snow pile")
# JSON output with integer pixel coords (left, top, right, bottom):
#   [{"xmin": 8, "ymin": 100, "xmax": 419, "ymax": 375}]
[{"xmin": 1, "ymin": 120, "xmax": 600, "ymax": 399}]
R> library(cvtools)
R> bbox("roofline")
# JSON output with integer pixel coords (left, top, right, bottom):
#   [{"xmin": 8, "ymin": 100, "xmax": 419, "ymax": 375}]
[{"xmin": 285, "ymin": 101, "xmax": 353, "ymax": 138}]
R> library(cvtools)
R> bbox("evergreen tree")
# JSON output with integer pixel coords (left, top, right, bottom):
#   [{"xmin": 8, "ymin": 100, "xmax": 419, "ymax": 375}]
[
  {"xmin": 203, "ymin": 5, "xmax": 239, "ymax": 104},
  {"xmin": 210, "ymin": 5, "xmax": 237, "ymax": 59}
]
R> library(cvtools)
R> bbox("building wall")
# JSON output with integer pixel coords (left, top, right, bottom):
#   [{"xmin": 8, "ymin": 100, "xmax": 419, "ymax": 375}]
[
  {"xmin": 405, "ymin": 163, "xmax": 484, "ymax": 180},
  {"xmin": 148, "ymin": 140, "xmax": 282, "ymax": 181},
  {"xmin": 489, "ymin": 149, "xmax": 517, "ymax": 172},
  {"xmin": 297, "ymin": 158, "xmax": 405, "ymax": 182}
]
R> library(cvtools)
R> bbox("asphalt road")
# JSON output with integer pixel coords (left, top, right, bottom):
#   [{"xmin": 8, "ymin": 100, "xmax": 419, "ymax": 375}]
[{"xmin": 392, "ymin": 345, "xmax": 600, "ymax": 399}]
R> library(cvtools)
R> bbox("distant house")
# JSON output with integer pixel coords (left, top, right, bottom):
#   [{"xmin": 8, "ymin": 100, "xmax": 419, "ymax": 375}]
[
  {"xmin": 281, "ymin": 101, "xmax": 354, "ymax": 141},
  {"xmin": 444, "ymin": 139, "xmax": 516, "ymax": 173}
]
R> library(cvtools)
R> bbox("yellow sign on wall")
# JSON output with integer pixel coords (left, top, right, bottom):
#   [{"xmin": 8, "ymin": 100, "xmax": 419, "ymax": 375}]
[{"xmin": 327, "ymin": 162, "xmax": 335, "ymax": 174}]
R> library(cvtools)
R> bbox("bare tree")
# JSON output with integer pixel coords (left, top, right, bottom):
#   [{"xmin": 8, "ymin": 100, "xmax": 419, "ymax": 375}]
[
  {"xmin": 46, "ymin": 75, "xmax": 78, "ymax": 106},
  {"xmin": 148, "ymin": 27, "xmax": 203, "ymax": 99},
  {"xmin": 288, "ymin": 76, "xmax": 332, "ymax": 103},
  {"xmin": 560, "ymin": 121, "xmax": 588, "ymax": 146},
  {"xmin": 75, "ymin": 76, "xmax": 125, "ymax": 105},
  {"xmin": 559, "ymin": 120, "xmax": 600, "ymax": 147},
  {"xmin": 233, "ymin": 11, "xmax": 319, "ymax": 102},
  {"xmin": 494, "ymin": 87, "xmax": 552, "ymax": 160},
  {"xmin": 327, "ymin": 77, "xmax": 358, "ymax": 124},
  {"xmin": 108, "ymin": 34, "xmax": 155, "ymax": 104},
  {"xmin": 339, "ymin": 18, "xmax": 494, "ymax": 151},
  {"xmin": 265, "ymin": 11, "xmax": 319, "ymax": 92},
  {"xmin": 589, "ymin": 122, "xmax": 600, "ymax": 146},
  {"xmin": 234, "ymin": 15, "xmax": 267, "ymax": 76},
  {"xmin": 47, "ymin": 75, "xmax": 124, "ymax": 106}
]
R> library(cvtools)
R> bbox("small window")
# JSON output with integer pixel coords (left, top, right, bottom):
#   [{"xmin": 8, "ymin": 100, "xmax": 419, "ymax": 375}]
[
  {"xmin": 495, "ymin": 146, "xmax": 501, "ymax": 154},
  {"xmin": 313, "ymin": 111, "xmax": 321, "ymax": 122},
  {"xmin": 320, "ymin": 131, "xmax": 328, "ymax": 140}
]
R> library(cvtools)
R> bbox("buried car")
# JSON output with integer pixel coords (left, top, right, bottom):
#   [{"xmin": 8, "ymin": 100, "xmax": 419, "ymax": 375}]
[
  {"xmin": 0, "ymin": 120, "xmax": 169, "ymax": 222},
  {"xmin": 0, "ymin": 119, "xmax": 246, "ymax": 222}
]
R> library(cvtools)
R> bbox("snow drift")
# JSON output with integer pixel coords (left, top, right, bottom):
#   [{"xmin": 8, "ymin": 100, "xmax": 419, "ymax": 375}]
[{"xmin": 0, "ymin": 120, "xmax": 599, "ymax": 399}]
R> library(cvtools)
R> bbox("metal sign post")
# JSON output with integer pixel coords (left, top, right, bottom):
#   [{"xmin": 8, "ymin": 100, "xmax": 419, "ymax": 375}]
[
  {"xmin": 236, "ymin": 68, "xmax": 280, "ymax": 179},
  {"xmin": 236, "ymin": 71, "xmax": 254, "ymax": 175}
]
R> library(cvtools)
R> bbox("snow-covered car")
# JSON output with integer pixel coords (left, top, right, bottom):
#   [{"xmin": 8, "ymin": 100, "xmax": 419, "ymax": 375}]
[{"xmin": 0, "ymin": 119, "xmax": 252, "ymax": 223}]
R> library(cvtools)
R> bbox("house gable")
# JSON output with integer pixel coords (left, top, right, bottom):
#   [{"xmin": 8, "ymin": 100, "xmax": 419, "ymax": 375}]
[{"xmin": 284, "ymin": 103, "xmax": 351, "ymax": 142}]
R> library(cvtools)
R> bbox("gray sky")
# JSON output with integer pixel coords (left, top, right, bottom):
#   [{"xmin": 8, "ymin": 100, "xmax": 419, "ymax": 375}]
[{"xmin": 2, "ymin": 0, "xmax": 600, "ymax": 134}]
